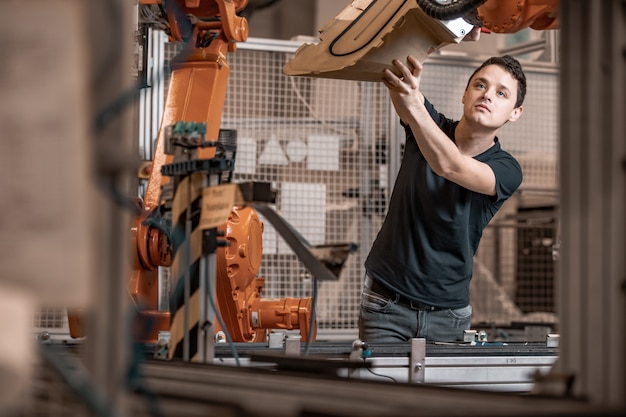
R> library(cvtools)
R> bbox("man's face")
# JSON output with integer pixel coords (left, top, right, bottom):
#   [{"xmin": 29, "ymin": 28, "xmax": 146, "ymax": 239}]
[{"xmin": 462, "ymin": 64, "xmax": 523, "ymax": 129}]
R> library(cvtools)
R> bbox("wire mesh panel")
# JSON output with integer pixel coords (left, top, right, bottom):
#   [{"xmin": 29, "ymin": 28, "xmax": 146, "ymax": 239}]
[
  {"xmin": 472, "ymin": 210, "xmax": 558, "ymax": 330},
  {"xmin": 221, "ymin": 45, "xmax": 390, "ymax": 332},
  {"xmin": 515, "ymin": 218, "xmax": 557, "ymax": 314},
  {"xmin": 32, "ymin": 308, "xmax": 72, "ymax": 343}
]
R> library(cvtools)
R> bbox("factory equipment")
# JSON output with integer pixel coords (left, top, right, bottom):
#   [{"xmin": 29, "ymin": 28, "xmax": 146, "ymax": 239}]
[
  {"xmin": 67, "ymin": 0, "xmax": 359, "ymax": 363},
  {"xmin": 68, "ymin": 0, "xmax": 559, "ymax": 364},
  {"xmin": 284, "ymin": 0, "xmax": 558, "ymax": 80},
  {"xmin": 21, "ymin": 1, "xmax": 626, "ymax": 415}
]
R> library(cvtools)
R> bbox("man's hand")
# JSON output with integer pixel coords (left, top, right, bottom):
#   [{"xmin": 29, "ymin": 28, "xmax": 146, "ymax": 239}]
[{"xmin": 381, "ymin": 56, "xmax": 425, "ymax": 123}]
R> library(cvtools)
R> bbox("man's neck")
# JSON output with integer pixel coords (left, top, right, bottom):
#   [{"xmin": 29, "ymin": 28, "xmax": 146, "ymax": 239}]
[{"xmin": 455, "ymin": 119, "xmax": 498, "ymax": 156}]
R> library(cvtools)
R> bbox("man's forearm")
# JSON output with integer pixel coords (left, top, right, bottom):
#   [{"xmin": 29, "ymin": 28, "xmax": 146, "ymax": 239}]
[{"xmin": 405, "ymin": 104, "xmax": 464, "ymax": 177}]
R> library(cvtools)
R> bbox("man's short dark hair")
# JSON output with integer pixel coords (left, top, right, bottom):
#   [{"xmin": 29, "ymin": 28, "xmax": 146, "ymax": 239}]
[{"xmin": 466, "ymin": 55, "xmax": 527, "ymax": 108}]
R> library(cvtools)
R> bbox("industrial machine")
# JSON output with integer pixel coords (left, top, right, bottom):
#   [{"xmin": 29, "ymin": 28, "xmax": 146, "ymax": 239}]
[
  {"xmin": 67, "ymin": 0, "xmax": 559, "ymax": 363},
  {"xmin": 284, "ymin": 0, "xmax": 558, "ymax": 80},
  {"xmin": 25, "ymin": 1, "xmax": 626, "ymax": 415},
  {"xmin": 67, "ymin": 0, "xmax": 325, "ymax": 362}
]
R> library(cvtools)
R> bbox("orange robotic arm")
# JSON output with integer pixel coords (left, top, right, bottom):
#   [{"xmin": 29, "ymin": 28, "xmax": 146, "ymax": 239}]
[
  {"xmin": 70, "ymin": 0, "xmax": 317, "ymax": 350},
  {"xmin": 414, "ymin": 0, "xmax": 558, "ymax": 33},
  {"xmin": 133, "ymin": 0, "xmax": 248, "ymax": 345},
  {"xmin": 137, "ymin": 0, "xmax": 317, "ymax": 349},
  {"xmin": 477, "ymin": 0, "xmax": 558, "ymax": 33}
]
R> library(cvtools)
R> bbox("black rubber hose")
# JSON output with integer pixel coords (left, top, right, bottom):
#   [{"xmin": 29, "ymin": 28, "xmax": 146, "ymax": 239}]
[{"xmin": 416, "ymin": 0, "xmax": 487, "ymax": 21}]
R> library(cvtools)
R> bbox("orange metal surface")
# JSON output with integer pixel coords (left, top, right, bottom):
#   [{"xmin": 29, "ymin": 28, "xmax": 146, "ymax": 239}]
[
  {"xmin": 133, "ymin": 310, "xmax": 172, "ymax": 344},
  {"xmin": 128, "ymin": 204, "xmax": 171, "ymax": 312},
  {"xmin": 477, "ymin": 0, "xmax": 559, "ymax": 33},
  {"xmin": 143, "ymin": 34, "xmax": 232, "ymax": 209},
  {"xmin": 66, "ymin": 309, "xmax": 84, "ymax": 339},
  {"xmin": 215, "ymin": 206, "xmax": 265, "ymax": 342},
  {"xmin": 141, "ymin": 0, "xmax": 248, "ymax": 210},
  {"xmin": 127, "ymin": 0, "xmax": 314, "ymax": 345},
  {"xmin": 68, "ymin": 202, "xmax": 173, "ymax": 340},
  {"xmin": 214, "ymin": 206, "xmax": 317, "ymax": 343},
  {"xmin": 254, "ymin": 298, "xmax": 317, "ymax": 342},
  {"xmin": 139, "ymin": 27, "xmax": 236, "ymax": 344}
]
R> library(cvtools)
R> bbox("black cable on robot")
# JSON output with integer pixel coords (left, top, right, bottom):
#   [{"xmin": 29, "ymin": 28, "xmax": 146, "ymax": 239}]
[{"xmin": 161, "ymin": 158, "xmax": 235, "ymax": 177}]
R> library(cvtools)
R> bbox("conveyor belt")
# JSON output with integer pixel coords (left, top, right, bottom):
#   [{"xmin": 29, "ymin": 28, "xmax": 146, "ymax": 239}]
[
  {"xmin": 202, "ymin": 340, "xmax": 559, "ymax": 392},
  {"xmin": 207, "ymin": 340, "xmax": 558, "ymax": 358},
  {"xmin": 132, "ymin": 358, "xmax": 616, "ymax": 417},
  {"xmin": 54, "ymin": 339, "xmax": 559, "ymax": 392},
  {"xmin": 38, "ymin": 341, "xmax": 621, "ymax": 417}
]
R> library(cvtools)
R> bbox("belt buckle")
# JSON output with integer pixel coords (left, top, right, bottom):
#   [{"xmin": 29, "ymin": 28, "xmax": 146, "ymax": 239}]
[{"xmin": 410, "ymin": 300, "xmax": 435, "ymax": 311}]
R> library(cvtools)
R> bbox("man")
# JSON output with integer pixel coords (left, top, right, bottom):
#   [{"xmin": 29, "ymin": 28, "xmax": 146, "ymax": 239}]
[{"xmin": 359, "ymin": 53, "xmax": 526, "ymax": 343}]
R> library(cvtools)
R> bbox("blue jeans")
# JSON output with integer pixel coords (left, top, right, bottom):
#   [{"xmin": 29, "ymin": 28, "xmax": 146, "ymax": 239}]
[{"xmin": 358, "ymin": 275, "xmax": 472, "ymax": 343}]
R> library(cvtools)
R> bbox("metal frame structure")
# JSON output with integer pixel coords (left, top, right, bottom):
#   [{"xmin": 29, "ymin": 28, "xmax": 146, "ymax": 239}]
[{"xmin": 10, "ymin": 1, "xmax": 625, "ymax": 416}]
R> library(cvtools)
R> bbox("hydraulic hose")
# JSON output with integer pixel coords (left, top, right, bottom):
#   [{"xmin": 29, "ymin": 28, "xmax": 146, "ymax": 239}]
[{"xmin": 416, "ymin": 0, "xmax": 487, "ymax": 21}]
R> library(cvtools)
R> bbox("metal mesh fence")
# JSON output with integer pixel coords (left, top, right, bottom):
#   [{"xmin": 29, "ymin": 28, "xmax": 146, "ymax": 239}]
[{"xmin": 219, "ymin": 45, "xmax": 390, "ymax": 332}]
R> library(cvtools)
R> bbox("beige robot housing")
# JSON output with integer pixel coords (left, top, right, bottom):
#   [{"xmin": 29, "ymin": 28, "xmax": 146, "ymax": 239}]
[{"xmin": 283, "ymin": 0, "xmax": 473, "ymax": 82}]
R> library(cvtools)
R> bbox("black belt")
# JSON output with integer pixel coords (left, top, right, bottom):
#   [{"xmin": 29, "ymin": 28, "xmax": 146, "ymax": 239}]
[{"xmin": 365, "ymin": 275, "xmax": 445, "ymax": 311}]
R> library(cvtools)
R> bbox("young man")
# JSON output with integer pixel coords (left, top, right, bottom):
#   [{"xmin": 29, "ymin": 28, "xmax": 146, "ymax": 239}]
[{"xmin": 359, "ymin": 54, "xmax": 526, "ymax": 343}]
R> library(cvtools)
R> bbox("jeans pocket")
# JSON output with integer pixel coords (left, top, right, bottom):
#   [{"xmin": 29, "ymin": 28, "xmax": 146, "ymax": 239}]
[
  {"xmin": 361, "ymin": 286, "xmax": 393, "ymax": 312},
  {"xmin": 447, "ymin": 304, "xmax": 472, "ymax": 320}
]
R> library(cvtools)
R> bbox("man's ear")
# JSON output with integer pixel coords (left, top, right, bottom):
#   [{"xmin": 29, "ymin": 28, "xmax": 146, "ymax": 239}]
[{"xmin": 508, "ymin": 105, "xmax": 523, "ymax": 122}]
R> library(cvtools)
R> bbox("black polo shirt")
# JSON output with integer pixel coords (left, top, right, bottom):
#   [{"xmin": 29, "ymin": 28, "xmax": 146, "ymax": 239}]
[{"xmin": 364, "ymin": 99, "xmax": 522, "ymax": 308}]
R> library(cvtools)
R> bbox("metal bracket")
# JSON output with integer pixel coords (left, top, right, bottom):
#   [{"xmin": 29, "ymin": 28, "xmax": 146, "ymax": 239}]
[
  {"xmin": 284, "ymin": 335, "xmax": 301, "ymax": 356},
  {"xmin": 409, "ymin": 337, "xmax": 426, "ymax": 384}
]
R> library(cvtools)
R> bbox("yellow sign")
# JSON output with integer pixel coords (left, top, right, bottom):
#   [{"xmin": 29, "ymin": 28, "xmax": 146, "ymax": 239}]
[{"xmin": 200, "ymin": 183, "xmax": 238, "ymax": 229}]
